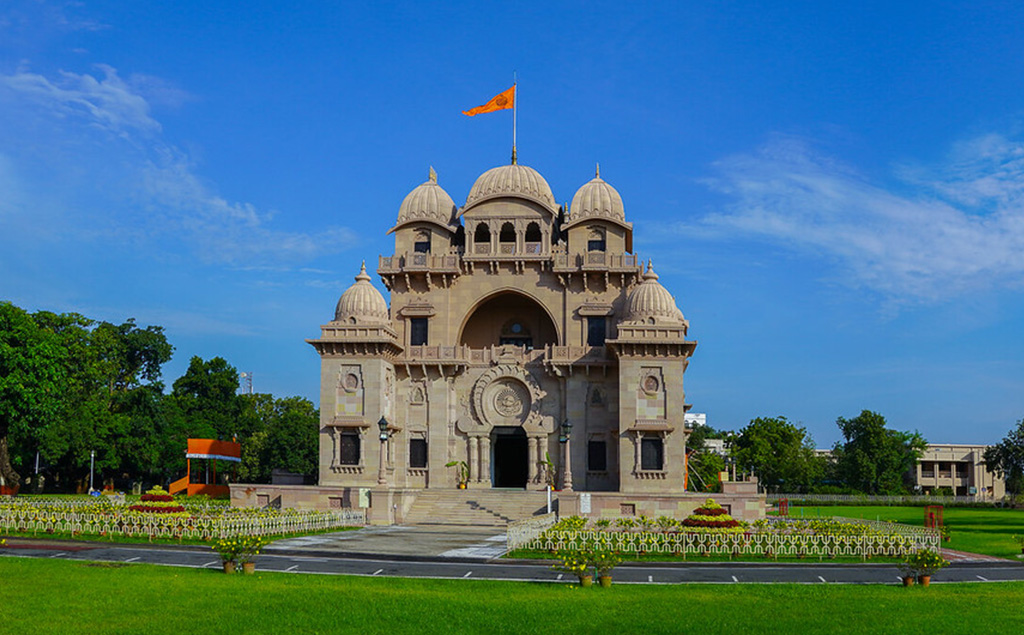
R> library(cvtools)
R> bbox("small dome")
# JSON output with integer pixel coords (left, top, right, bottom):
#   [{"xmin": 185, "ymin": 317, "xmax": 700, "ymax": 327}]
[
  {"xmin": 569, "ymin": 164, "xmax": 625, "ymax": 222},
  {"xmin": 623, "ymin": 262, "xmax": 686, "ymax": 324},
  {"xmin": 465, "ymin": 163, "xmax": 557, "ymax": 211},
  {"xmin": 395, "ymin": 167, "xmax": 457, "ymax": 229},
  {"xmin": 334, "ymin": 262, "xmax": 390, "ymax": 324}
]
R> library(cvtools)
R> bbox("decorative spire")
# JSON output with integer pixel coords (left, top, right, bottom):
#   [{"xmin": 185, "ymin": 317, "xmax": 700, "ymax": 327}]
[
  {"xmin": 356, "ymin": 261, "xmax": 371, "ymax": 282},
  {"xmin": 595, "ymin": 162, "xmax": 600, "ymax": 178},
  {"xmin": 428, "ymin": 166, "xmax": 437, "ymax": 183},
  {"xmin": 645, "ymin": 260, "xmax": 659, "ymax": 280},
  {"xmin": 511, "ymin": 146, "xmax": 518, "ymax": 165}
]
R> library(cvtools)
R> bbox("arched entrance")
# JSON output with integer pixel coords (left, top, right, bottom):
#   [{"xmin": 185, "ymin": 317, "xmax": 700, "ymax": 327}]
[
  {"xmin": 459, "ymin": 290, "xmax": 559, "ymax": 349},
  {"xmin": 492, "ymin": 426, "xmax": 528, "ymax": 488}
]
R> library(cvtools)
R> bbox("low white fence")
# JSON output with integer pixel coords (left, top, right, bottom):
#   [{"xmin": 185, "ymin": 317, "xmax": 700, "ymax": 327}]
[
  {"xmin": 507, "ymin": 512, "xmax": 558, "ymax": 551},
  {"xmin": 769, "ymin": 493, "xmax": 1004, "ymax": 505},
  {"xmin": 0, "ymin": 507, "xmax": 364, "ymax": 541},
  {"xmin": 515, "ymin": 516, "xmax": 938, "ymax": 560}
]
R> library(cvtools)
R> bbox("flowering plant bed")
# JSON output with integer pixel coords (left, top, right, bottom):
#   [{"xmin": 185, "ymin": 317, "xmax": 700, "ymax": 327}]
[
  {"xmin": 0, "ymin": 495, "xmax": 364, "ymax": 543},
  {"xmin": 513, "ymin": 498, "xmax": 939, "ymax": 561}
]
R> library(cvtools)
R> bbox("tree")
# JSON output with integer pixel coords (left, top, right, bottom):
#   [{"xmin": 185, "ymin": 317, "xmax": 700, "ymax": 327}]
[
  {"xmin": 984, "ymin": 418, "xmax": 1024, "ymax": 498},
  {"xmin": 732, "ymin": 416, "xmax": 822, "ymax": 493},
  {"xmin": 0, "ymin": 303, "xmax": 91, "ymax": 488},
  {"xmin": 685, "ymin": 424, "xmax": 729, "ymax": 492},
  {"xmin": 833, "ymin": 410, "xmax": 926, "ymax": 495}
]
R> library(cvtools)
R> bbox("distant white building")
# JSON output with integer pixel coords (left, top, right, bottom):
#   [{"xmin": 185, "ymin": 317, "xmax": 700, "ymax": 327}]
[
  {"xmin": 914, "ymin": 443, "xmax": 1005, "ymax": 498},
  {"xmin": 684, "ymin": 412, "xmax": 706, "ymax": 428}
]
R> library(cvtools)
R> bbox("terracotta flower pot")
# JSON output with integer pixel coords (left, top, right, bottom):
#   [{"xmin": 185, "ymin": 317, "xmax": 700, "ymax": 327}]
[
  {"xmin": 599, "ymin": 575, "xmax": 613, "ymax": 588},
  {"xmin": 223, "ymin": 561, "xmax": 236, "ymax": 574},
  {"xmin": 242, "ymin": 562, "xmax": 256, "ymax": 575},
  {"xmin": 918, "ymin": 575, "xmax": 931, "ymax": 587},
  {"xmin": 902, "ymin": 575, "xmax": 915, "ymax": 587},
  {"xmin": 458, "ymin": 483, "xmax": 466, "ymax": 490},
  {"xmin": 579, "ymin": 575, "xmax": 593, "ymax": 587}
]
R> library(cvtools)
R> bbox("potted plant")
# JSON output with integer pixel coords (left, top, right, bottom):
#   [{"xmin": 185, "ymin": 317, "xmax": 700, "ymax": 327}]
[
  {"xmin": 897, "ymin": 563, "xmax": 916, "ymax": 587},
  {"xmin": 552, "ymin": 550, "xmax": 592, "ymax": 587},
  {"xmin": 904, "ymin": 548, "xmax": 948, "ymax": 587},
  {"xmin": 590, "ymin": 549, "xmax": 622, "ymax": 588},
  {"xmin": 212, "ymin": 537, "xmax": 240, "ymax": 574},
  {"xmin": 236, "ymin": 535, "xmax": 267, "ymax": 574},
  {"xmin": 444, "ymin": 460, "xmax": 469, "ymax": 488}
]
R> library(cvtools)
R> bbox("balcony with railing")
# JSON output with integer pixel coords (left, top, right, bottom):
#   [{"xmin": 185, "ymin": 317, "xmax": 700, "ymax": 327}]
[
  {"xmin": 552, "ymin": 252, "xmax": 640, "ymax": 272},
  {"xmin": 465, "ymin": 241, "xmax": 550, "ymax": 260},
  {"xmin": 378, "ymin": 253, "xmax": 462, "ymax": 275}
]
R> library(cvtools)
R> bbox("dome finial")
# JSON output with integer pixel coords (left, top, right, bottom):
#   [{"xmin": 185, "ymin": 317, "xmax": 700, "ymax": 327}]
[
  {"xmin": 428, "ymin": 166, "xmax": 437, "ymax": 183},
  {"xmin": 645, "ymin": 260, "xmax": 659, "ymax": 280},
  {"xmin": 595, "ymin": 162, "xmax": 600, "ymax": 178},
  {"xmin": 356, "ymin": 261, "xmax": 371, "ymax": 282},
  {"xmin": 511, "ymin": 146, "xmax": 517, "ymax": 165}
]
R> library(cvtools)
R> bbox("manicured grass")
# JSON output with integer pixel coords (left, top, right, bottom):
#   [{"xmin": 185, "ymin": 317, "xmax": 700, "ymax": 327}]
[
  {"xmin": 790, "ymin": 506, "xmax": 1024, "ymax": 559},
  {"xmin": 1, "ymin": 557, "xmax": 1023, "ymax": 634}
]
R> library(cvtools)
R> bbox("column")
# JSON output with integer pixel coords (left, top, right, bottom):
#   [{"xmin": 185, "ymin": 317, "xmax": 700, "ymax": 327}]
[
  {"xmin": 469, "ymin": 437, "xmax": 480, "ymax": 484},
  {"xmin": 562, "ymin": 434, "xmax": 573, "ymax": 491},
  {"xmin": 537, "ymin": 437, "xmax": 547, "ymax": 485},
  {"xmin": 377, "ymin": 436, "xmax": 388, "ymax": 486},
  {"xmin": 528, "ymin": 437, "xmax": 539, "ymax": 484},
  {"xmin": 480, "ymin": 436, "xmax": 491, "ymax": 487}
]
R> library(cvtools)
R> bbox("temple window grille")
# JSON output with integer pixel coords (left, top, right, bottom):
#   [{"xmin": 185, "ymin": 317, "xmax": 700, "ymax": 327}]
[
  {"xmin": 340, "ymin": 433, "xmax": 361, "ymax": 466},
  {"xmin": 413, "ymin": 229, "xmax": 431, "ymax": 253},
  {"xmin": 587, "ymin": 317, "xmax": 606, "ymax": 347},
  {"xmin": 409, "ymin": 438, "xmax": 428, "ymax": 469},
  {"xmin": 410, "ymin": 318, "xmax": 428, "ymax": 346},
  {"xmin": 641, "ymin": 437, "xmax": 663, "ymax": 471}
]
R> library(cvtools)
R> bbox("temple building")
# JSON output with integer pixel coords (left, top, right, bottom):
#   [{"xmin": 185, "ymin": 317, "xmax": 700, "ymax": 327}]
[{"xmin": 234, "ymin": 158, "xmax": 764, "ymax": 523}]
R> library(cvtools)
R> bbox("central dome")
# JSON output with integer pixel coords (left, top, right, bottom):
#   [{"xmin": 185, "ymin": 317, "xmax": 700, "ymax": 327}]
[{"xmin": 464, "ymin": 163, "xmax": 557, "ymax": 212}]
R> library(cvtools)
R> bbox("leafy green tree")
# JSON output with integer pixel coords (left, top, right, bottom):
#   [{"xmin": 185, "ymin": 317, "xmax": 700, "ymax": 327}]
[
  {"xmin": 171, "ymin": 356, "xmax": 241, "ymax": 440},
  {"xmin": 732, "ymin": 416, "xmax": 822, "ymax": 493},
  {"xmin": 686, "ymin": 424, "xmax": 729, "ymax": 492},
  {"xmin": 984, "ymin": 418, "xmax": 1024, "ymax": 497},
  {"xmin": 832, "ymin": 410, "xmax": 926, "ymax": 495}
]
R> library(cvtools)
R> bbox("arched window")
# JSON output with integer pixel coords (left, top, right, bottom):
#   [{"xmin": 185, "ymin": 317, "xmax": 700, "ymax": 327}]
[
  {"xmin": 474, "ymin": 223, "xmax": 491, "ymax": 253},
  {"xmin": 413, "ymin": 229, "xmax": 431, "ymax": 254},
  {"xmin": 499, "ymin": 222, "xmax": 516, "ymax": 243},
  {"xmin": 525, "ymin": 222, "xmax": 542, "ymax": 254},
  {"xmin": 588, "ymin": 228, "xmax": 606, "ymax": 252}
]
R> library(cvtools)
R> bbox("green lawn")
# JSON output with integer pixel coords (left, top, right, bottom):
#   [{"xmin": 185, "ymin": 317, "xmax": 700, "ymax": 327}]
[
  {"xmin": 789, "ymin": 506, "xmax": 1024, "ymax": 559},
  {"xmin": 1, "ymin": 557, "xmax": 1023, "ymax": 634}
]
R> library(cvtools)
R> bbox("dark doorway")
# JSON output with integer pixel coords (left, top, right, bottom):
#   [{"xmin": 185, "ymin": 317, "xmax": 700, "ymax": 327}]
[{"xmin": 492, "ymin": 427, "xmax": 528, "ymax": 488}]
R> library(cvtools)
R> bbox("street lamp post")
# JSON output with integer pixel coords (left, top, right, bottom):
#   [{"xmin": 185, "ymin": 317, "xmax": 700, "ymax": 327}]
[
  {"xmin": 559, "ymin": 419, "xmax": 573, "ymax": 491},
  {"xmin": 377, "ymin": 416, "xmax": 390, "ymax": 486},
  {"xmin": 89, "ymin": 450, "xmax": 95, "ymax": 493}
]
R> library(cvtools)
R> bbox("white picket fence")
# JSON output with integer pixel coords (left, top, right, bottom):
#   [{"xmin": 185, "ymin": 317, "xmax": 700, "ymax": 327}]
[
  {"xmin": 514, "ymin": 516, "xmax": 938, "ymax": 560},
  {"xmin": 0, "ymin": 507, "xmax": 364, "ymax": 541},
  {"xmin": 507, "ymin": 512, "xmax": 558, "ymax": 551}
]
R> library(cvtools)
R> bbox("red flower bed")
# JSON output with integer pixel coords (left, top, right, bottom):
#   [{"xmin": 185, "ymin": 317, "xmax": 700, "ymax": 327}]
[
  {"xmin": 681, "ymin": 517, "xmax": 741, "ymax": 529},
  {"xmin": 140, "ymin": 494, "xmax": 174, "ymax": 502},
  {"xmin": 128, "ymin": 504, "xmax": 185, "ymax": 514},
  {"xmin": 692, "ymin": 507, "xmax": 728, "ymax": 517}
]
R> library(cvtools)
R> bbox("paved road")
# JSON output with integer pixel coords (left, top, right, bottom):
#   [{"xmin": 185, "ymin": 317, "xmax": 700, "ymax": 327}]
[{"xmin": 3, "ymin": 537, "xmax": 1024, "ymax": 585}]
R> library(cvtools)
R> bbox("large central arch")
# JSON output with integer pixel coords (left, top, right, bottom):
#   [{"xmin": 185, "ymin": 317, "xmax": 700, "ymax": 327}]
[{"xmin": 458, "ymin": 289, "xmax": 561, "ymax": 349}]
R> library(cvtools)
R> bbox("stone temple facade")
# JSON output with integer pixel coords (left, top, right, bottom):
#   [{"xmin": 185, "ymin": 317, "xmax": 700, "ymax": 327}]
[{"xmin": 307, "ymin": 160, "xmax": 699, "ymax": 496}]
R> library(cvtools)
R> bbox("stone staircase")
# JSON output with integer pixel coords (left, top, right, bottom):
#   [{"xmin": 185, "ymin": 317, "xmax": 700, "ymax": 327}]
[{"xmin": 402, "ymin": 489, "xmax": 555, "ymax": 527}]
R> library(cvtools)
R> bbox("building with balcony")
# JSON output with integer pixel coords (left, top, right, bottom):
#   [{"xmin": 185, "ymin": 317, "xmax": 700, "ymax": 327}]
[
  {"xmin": 235, "ymin": 158, "xmax": 764, "ymax": 523},
  {"xmin": 914, "ymin": 443, "xmax": 1005, "ymax": 498}
]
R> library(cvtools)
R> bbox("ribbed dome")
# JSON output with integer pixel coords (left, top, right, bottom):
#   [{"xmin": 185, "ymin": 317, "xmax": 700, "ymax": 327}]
[
  {"xmin": 465, "ymin": 163, "xmax": 557, "ymax": 211},
  {"xmin": 334, "ymin": 262, "xmax": 390, "ymax": 324},
  {"xmin": 570, "ymin": 164, "xmax": 625, "ymax": 222},
  {"xmin": 395, "ymin": 167, "xmax": 457, "ymax": 229},
  {"xmin": 624, "ymin": 263, "xmax": 686, "ymax": 324}
]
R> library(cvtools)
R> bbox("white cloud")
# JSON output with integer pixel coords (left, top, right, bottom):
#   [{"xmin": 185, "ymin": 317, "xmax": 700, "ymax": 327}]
[
  {"xmin": 0, "ymin": 64, "xmax": 357, "ymax": 265},
  {"xmin": 686, "ymin": 135, "xmax": 1024, "ymax": 302}
]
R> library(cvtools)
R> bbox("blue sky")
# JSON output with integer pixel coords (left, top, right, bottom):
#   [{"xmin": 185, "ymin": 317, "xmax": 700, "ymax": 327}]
[{"xmin": 2, "ymin": 1, "xmax": 1023, "ymax": 447}]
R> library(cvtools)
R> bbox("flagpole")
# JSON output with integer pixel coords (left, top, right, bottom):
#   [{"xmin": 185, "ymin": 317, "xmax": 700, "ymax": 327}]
[{"xmin": 512, "ymin": 71, "xmax": 517, "ymax": 164}]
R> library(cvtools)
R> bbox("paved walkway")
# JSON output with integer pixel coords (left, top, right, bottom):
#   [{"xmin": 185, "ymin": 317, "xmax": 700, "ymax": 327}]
[{"xmin": 266, "ymin": 525, "xmax": 509, "ymax": 560}]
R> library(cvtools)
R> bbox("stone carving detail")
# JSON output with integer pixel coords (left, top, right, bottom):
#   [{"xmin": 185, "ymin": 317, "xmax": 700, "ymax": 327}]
[{"xmin": 467, "ymin": 364, "xmax": 545, "ymax": 431}]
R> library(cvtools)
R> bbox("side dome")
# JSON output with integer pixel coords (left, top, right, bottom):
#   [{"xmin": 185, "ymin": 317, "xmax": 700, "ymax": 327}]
[
  {"xmin": 334, "ymin": 262, "xmax": 390, "ymax": 324},
  {"xmin": 464, "ymin": 163, "xmax": 557, "ymax": 212},
  {"xmin": 623, "ymin": 263, "xmax": 686, "ymax": 325},
  {"xmin": 392, "ymin": 167, "xmax": 458, "ymax": 231},
  {"xmin": 569, "ymin": 164, "xmax": 625, "ymax": 222}
]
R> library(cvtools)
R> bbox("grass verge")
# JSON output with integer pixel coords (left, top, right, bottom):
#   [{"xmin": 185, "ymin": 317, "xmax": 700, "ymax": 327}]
[{"xmin": 1, "ymin": 557, "xmax": 1022, "ymax": 634}]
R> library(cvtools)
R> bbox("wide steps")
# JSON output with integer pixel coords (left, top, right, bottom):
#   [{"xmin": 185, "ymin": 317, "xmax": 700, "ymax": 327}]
[{"xmin": 403, "ymin": 490, "xmax": 554, "ymax": 527}]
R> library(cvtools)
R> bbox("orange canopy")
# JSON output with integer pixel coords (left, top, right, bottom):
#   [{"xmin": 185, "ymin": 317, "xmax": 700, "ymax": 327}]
[{"xmin": 185, "ymin": 438, "xmax": 241, "ymax": 462}]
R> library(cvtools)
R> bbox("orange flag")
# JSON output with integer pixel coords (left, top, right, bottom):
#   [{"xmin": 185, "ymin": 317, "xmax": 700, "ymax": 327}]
[{"xmin": 462, "ymin": 85, "xmax": 515, "ymax": 116}]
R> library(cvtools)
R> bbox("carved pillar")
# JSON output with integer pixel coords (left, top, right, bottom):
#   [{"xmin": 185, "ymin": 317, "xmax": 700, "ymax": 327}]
[
  {"xmin": 377, "ymin": 436, "xmax": 388, "ymax": 486},
  {"xmin": 562, "ymin": 434, "xmax": 573, "ymax": 491},
  {"xmin": 633, "ymin": 433, "xmax": 642, "ymax": 474},
  {"xmin": 469, "ymin": 437, "xmax": 480, "ymax": 483},
  {"xmin": 528, "ymin": 437, "xmax": 539, "ymax": 484},
  {"xmin": 480, "ymin": 436, "xmax": 491, "ymax": 486},
  {"xmin": 536, "ymin": 436, "xmax": 547, "ymax": 485}
]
